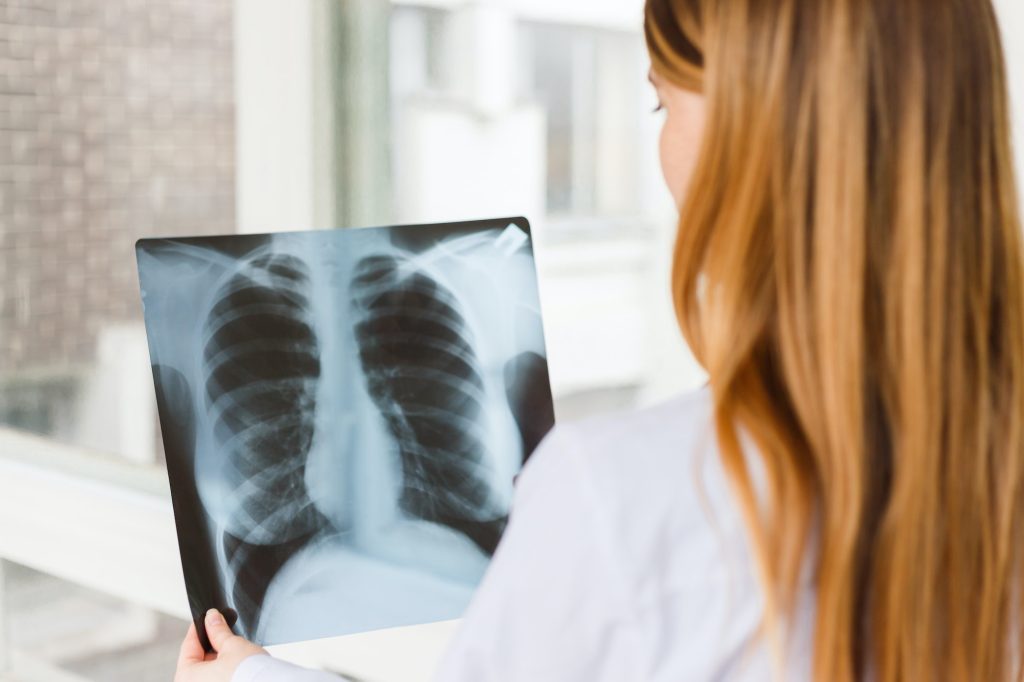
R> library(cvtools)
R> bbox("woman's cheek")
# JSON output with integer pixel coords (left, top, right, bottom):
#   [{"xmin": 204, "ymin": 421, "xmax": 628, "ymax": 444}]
[{"xmin": 659, "ymin": 115, "xmax": 685, "ymax": 210}]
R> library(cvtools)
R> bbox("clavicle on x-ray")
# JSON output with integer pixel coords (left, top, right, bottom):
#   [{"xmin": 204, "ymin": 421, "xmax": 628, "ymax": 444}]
[{"xmin": 136, "ymin": 217, "xmax": 555, "ymax": 650}]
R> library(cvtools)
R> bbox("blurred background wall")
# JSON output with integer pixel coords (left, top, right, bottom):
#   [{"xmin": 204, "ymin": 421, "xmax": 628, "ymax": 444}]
[{"xmin": 0, "ymin": 0, "xmax": 1021, "ymax": 680}]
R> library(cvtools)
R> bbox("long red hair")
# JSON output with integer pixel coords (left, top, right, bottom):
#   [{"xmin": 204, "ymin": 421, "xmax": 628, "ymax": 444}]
[{"xmin": 645, "ymin": 1, "xmax": 1024, "ymax": 679}]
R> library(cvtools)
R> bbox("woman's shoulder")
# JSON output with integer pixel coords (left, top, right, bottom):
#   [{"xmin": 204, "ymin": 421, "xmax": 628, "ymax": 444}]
[
  {"xmin": 553, "ymin": 383, "xmax": 716, "ymax": 466},
  {"xmin": 482, "ymin": 383, "xmax": 776, "ymax": 680},
  {"xmin": 432, "ymin": 384, "xmax": 778, "ymax": 681},
  {"xmin": 520, "ymin": 383, "xmax": 752, "ymax": 599},
  {"xmin": 534, "ymin": 383, "xmax": 719, "ymax": 508},
  {"xmin": 517, "ymin": 385, "xmax": 711, "ymax": 494}
]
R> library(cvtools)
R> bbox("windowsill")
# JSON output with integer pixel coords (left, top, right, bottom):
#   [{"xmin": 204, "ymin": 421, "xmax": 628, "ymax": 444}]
[
  {"xmin": 0, "ymin": 427, "xmax": 169, "ymax": 499},
  {"xmin": 0, "ymin": 428, "xmax": 187, "ymax": 620}
]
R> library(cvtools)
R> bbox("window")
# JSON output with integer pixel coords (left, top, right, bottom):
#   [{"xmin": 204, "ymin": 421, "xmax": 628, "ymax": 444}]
[{"xmin": 0, "ymin": 1, "xmax": 701, "ymax": 679}]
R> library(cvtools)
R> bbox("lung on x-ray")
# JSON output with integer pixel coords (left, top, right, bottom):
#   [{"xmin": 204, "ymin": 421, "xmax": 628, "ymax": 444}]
[{"xmin": 135, "ymin": 216, "xmax": 555, "ymax": 651}]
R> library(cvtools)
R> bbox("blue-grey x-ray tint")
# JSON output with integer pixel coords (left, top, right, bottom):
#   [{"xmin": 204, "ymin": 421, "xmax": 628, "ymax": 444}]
[{"xmin": 135, "ymin": 217, "xmax": 555, "ymax": 650}]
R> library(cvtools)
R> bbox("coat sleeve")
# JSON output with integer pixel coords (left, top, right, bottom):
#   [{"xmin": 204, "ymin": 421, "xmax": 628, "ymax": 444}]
[
  {"xmin": 232, "ymin": 654, "xmax": 350, "ymax": 682},
  {"xmin": 430, "ymin": 423, "xmax": 641, "ymax": 682}
]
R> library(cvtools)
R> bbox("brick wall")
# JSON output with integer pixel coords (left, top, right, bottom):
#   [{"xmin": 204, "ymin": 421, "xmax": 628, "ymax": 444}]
[{"xmin": 0, "ymin": 0, "xmax": 235, "ymax": 374}]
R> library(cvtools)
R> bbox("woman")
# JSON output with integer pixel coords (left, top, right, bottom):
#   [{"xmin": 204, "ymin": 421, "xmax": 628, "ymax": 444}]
[{"xmin": 176, "ymin": 0, "xmax": 1024, "ymax": 679}]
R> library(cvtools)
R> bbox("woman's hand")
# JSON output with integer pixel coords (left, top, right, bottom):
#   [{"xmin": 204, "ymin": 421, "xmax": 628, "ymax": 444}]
[{"xmin": 175, "ymin": 608, "xmax": 268, "ymax": 682}]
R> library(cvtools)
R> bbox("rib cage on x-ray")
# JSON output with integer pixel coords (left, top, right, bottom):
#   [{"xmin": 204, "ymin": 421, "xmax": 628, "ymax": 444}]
[
  {"xmin": 200, "ymin": 247, "xmax": 509, "ymax": 636},
  {"xmin": 351, "ymin": 254, "xmax": 507, "ymax": 556},
  {"xmin": 137, "ymin": 219, "xmax": 556, "ymax": 647},
  {"xmin": 201, "ymin": 253, "xmax": 332, "ymax": 637},
  {"xmin": 203, "ymin": 253, "xmax": 326, "ymax": 545}
]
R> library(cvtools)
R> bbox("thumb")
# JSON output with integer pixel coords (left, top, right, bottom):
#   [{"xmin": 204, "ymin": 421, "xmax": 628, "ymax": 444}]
[{"xmin": 205, "ymin": 608, "xmax": 239, "ymax": 652}]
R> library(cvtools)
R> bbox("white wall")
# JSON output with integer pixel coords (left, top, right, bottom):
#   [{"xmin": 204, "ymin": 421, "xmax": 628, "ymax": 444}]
[{"xmin": 233, "ymin": 0, "xmax": 325, "ymax": 233}]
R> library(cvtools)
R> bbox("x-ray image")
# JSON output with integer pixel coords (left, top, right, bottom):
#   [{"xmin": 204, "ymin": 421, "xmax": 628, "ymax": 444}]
[{"xmin": 135, "ymin": 217, "xmax": 555, "ymax": 651}]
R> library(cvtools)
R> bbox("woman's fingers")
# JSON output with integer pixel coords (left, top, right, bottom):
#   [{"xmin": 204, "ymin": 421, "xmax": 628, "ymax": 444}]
[
  {"xmin": 175, "ymin": 610, "xmax": 266, "ymax": 681},
  {"xmin": 205, "ymin": 608, "xmax": 240, "ymax": 652},
  {"xmin": 202, "ymin": 609, "xmax": 270, "ymax": 675},
  {"xmin": 178, "ymin": 622, "xmax": 206, "ymax": 666}
]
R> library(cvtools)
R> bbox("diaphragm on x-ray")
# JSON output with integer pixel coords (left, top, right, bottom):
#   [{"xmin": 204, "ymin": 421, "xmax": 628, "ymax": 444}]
[{"xmin": 135, "ymin": 217, "xmax": 555, "ymax": 650}]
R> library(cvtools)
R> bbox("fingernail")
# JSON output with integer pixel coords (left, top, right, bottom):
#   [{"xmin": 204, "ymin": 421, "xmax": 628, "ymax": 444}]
[{"xmin": 206, "ymin": 608, "xmax": 222, "ymax": 625}]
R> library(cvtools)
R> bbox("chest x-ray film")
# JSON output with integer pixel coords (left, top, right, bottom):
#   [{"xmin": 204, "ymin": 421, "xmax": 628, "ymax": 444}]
[{"xmin": 135, "ymin": 216, "xmax": 555, "ymax": 650}]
